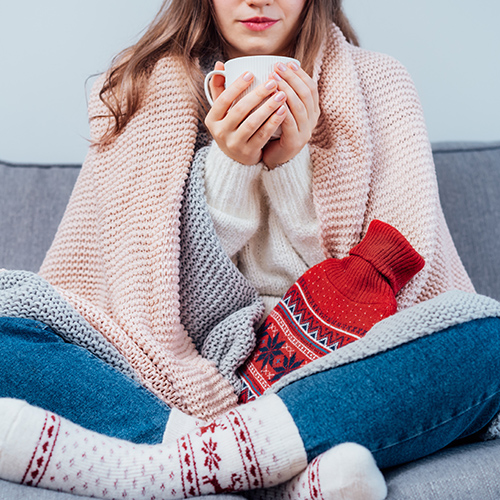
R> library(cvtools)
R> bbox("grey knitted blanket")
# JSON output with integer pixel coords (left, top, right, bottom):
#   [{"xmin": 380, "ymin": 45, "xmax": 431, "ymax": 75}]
[
  {"xmin": 1, "ymin": 145, "xmax": 500, "ymax": 439},
  {"xmin": 0, "ymin": 269, "xmax": 138, "ymax": 381},
  {"xmin": 178, "ymin": 147, "xmax": 264, "ymax": 392}
]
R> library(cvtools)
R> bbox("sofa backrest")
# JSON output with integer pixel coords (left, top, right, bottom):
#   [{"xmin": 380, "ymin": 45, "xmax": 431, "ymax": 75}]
[
  {"xmin": 0, "ymin": 160, "xmax": 80, "ymax": 272},
  {"xmin": 1, "ymin": 141, "xmax": 499, "ymax": 300},
  {"xmin": 433, "ymin": 142, "xmax": 500, "ymax": 300}
]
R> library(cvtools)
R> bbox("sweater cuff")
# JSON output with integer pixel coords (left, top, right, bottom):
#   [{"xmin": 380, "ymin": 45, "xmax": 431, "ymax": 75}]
[
  {"xmin": 205, "ymin": 141, "xmax": 262, "ymax": 217},
  {"xmin": 262, "ymin": 145, "xmax": 314, "ymax": 223}
]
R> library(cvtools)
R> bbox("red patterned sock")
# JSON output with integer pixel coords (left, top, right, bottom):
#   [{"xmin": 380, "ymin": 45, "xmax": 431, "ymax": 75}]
[
  {"xmin": 239, "ymin": 220, "xmax": 425, "ymax": 403},
  {"xmin": 0, "ymin": 396, "xmax": 307, "ymax": 498}
]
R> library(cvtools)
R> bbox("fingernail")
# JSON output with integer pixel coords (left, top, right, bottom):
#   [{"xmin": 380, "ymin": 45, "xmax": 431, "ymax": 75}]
[
  {"xmin": 290, "ymin": 62, "xmax": 300, "ymax": 71},
  {"xmin": 277, "ymin": 105, "xmax": 287, "ymax": 115},
  {"xmin": 243, "ymin": 72, "xmax": 253, "ymax": 81},
  {"xmin": 277, "ymin": 62, "xmax": 287, "ymax": 72},
  {"xmin": 265, "ymin": 80, "xmax": 277, "ymax": 90},
  {"xmin": 272, "ymin": 72, "xmax": 282, "ymax": 81},
  {"xmin": 274, "ymin": 91, "xmax": 286, "ymax": 102}
]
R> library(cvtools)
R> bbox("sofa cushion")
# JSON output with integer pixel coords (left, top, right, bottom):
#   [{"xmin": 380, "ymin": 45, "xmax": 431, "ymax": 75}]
[
  {"xmin": 0, "ymin": 160, "xmax": 80, "ymax": 272},
  {"xmin": 0, "ymin": 479, "xmax": 242, "ymax": 500},
  {"xmin": 385, "ymin": 439, "xmax": 500, "ymax": 499},
  {"xmin": 433, "ymin": 142, "xmax": 500, "ymax": 300}
]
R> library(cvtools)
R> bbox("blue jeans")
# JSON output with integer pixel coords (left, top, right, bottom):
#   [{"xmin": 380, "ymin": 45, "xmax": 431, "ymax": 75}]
[
  {"xmin": 0, "ymin": 317, "xmax": 171, "ymax": 444},
  {"xmin": 279, "ymin": 317, "xmax": 500, "ymax": 468},
  {"xmin": 1, "ymin": 316, "xmax": 500, "ymax": 469}
]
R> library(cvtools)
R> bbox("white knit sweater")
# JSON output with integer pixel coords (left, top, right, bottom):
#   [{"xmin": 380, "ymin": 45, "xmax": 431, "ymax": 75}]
[{"xmin": 205, "ymin": 142, "xmax": 325, "ymax": 318}]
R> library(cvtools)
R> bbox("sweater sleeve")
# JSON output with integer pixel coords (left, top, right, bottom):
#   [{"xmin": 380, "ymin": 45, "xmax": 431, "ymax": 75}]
[
  {"xmin": 204, "ymin": 141, "xmax": 263, "ymax": 259},
  {"xmin": 262, "ymin": 146, "xmax": 325, "ymax": 266}
]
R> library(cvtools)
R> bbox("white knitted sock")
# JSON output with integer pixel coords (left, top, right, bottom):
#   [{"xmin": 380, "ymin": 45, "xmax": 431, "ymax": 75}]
[
  {"xmin": 251, "ymin": 442, "xmax": 387, "ymax": 500},
  {"xmin": 162, "ymin": 408, "xmax": 206, "ymax": 444},
  {"xmin": 0, "ymin": 396, "xmax": 307, "ymax": 498}
]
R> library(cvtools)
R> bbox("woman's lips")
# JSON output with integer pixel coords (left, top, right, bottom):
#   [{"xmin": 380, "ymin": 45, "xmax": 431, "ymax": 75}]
[{"xmin": 240, "ymin": 18, "xmax": 279, "ymax": 32}]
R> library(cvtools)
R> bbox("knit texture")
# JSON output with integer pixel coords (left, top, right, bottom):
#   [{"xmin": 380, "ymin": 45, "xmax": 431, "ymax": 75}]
[
  {"xmin": 238, "ymin": 220, "xmax": 425, "ymax": 402},
  {"xmin": 0, "ymin": 270, "xmax": 137, "ymax": 380},
  {"xmin": 38, "ymin": 24, "xmax": 473, "ymax": 418},
  {"xmin": 205, "ymin": 141, "xmax": 325, "ymax": 319},
  {"xmin": 178, "ymin": 147, "xmax": 264, "ymax": 393},
  {"xmin": 309, "ymin": 27, "xmax": 473, "ymax": 309}
]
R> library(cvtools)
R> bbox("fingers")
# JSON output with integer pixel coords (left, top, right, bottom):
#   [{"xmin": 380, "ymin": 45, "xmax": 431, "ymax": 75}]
[
  {"xmin": 208, "ymin": 71, "xmax": 255, "ymax": 121},
  {"xmin": 204, "ymin": 63, "xmax": 289, "ymax": 165},
  {"xmin": 210, "ymin": 74, "xmax": 282, "ymax": 126},
  {"xmin": 207, "ymin": 76, "xmax": 287, "ymax": 140},
  {"xmin": 209, "ymin": 61, "xmax": 226, "ymax": 102},
  {"xmin": 239, "ymin": 94, "xmax": 287, "ymax": 147},
  {"xmin": 273, "ymin": 62, "xmax": 320, "ymax": 128}
]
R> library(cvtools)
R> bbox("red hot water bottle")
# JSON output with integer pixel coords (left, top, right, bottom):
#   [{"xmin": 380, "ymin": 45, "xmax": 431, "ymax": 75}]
[{"xmin": 238, "ymin": 219, "xmax": 425, "ymax": 403}]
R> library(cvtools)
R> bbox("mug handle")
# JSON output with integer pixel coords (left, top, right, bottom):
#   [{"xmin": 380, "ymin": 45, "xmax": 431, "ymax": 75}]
[{"xmin": 204, "ymin": 70, "xmax": 226, "ymax": 106}]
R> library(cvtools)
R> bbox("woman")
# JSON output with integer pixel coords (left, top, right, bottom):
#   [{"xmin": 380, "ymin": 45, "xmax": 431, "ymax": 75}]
[{"xmin": 1, "ymin": 0, "xmax": 500, "ymax": 498}]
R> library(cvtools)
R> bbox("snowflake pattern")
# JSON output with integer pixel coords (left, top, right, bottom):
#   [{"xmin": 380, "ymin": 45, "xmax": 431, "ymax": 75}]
[
  {"xmin": 270, "ymin": 353, "xmax": 304, "ymax": 382},
  {"xmin": 255, "ymin": 329, "xmax": 285, "ymax": 370},
  {"xmin": 201, "ymin": 438, "xmax": 221, "ymax": 472}
]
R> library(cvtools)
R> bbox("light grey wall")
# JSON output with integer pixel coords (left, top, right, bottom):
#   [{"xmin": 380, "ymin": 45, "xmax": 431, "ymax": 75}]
[
  {"xmin": 343, "ymin": 0, "xmax": 500, "ymax": 145},
  {"xmin": 0, "ymin": 0, "xmax": 499, "ymax": 164},
  {"xmin": 0, "ymin": 0, "xmax": 163, "ymax": 164}
]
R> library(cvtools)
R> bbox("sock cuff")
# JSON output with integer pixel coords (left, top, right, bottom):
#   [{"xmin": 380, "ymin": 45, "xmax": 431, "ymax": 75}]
[
  {"xmin": 0, "ymin": 399, "xmax": 54, "ymax": 485},
  {"xmin": 162, "ymin": 407, "xmax": 206, "ymax": 444},
  {"xmin": 348, "ymin": 219, "xmax": 425, "ymax": 295},
  {"xmin": 234, "ymin": 394, "xmax": 308, "ymax": 486}
]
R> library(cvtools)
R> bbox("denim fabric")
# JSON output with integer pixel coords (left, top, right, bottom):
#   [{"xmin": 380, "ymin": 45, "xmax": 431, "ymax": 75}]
[
  {"xmin": 279, "ymin": 317, "xmax": 500, "ymax": 469},
  {"xmin": 0, "ymin": 317, "xmax": 170, "ymax": 444}
]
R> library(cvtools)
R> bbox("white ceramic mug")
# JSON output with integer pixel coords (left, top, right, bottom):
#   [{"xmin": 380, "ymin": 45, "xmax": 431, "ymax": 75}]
[
  {"xmin": 204, "ymin": 55, "xmax": 300, "ymax": 105},
  {"xmin": 204, "ymin": 55, "xmax": 300, "ymax": 139}
]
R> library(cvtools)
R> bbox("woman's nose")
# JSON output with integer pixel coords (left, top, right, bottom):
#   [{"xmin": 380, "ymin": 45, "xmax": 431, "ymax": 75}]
[{"xmin": 245, "ymin": 0, "xmax": 273, "ymax": 7}]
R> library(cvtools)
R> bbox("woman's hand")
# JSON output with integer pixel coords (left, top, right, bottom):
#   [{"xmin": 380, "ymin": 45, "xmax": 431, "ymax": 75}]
[
  {"xmin": 204, "ymin": 61, "xmax": 289, "ymax": 166},
  {"xmin": 262, "ymin": 61, "xmax": 320, "ymax": 169}
]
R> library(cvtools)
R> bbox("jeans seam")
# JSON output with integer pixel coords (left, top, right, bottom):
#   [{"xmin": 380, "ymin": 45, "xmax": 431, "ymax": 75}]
[{"xmin": 372, "ymin": 389, "xmax": 500, "ymax": 453}]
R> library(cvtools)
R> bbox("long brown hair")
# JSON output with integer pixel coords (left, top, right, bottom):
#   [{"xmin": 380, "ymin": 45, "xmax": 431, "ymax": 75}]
[{"xmin": 97, "ymin": 0, "xmax": 358, "ymax": 144}]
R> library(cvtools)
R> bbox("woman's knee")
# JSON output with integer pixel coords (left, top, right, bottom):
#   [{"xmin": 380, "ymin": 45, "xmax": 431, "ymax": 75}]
[{"xmin": 0, "ymin": 317, "xmax": 63, "ymax": 345}]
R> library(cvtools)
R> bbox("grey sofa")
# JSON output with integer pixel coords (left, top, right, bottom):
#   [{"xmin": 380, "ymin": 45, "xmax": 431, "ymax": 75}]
[{"xmin": 1, "ymin": 141, "xmax": 500, "ymax": 499}]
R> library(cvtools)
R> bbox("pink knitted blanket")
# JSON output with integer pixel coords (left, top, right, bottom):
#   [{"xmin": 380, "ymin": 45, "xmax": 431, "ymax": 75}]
[{"xmin": 39, "ymin": 25, "xmax": 473, "ymax": 419}]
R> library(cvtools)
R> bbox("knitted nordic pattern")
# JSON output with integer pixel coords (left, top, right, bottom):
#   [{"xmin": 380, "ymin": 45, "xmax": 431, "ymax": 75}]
[
  {"xmin": 178, "ymin": 147, "xmax": 264, "ymax": 392},
  {"xmin": 238, "ymin": 220, "xmax": 425, "ymax": 402},
  {"xmin": 39, "ymin": 24, "xmax": 472, "ymax": 418},
  {"xmin": 0, "ymin": 270, "xmax": 137, "ymax": 380},
  {"xmin": 268, "ymin": 290, "xmax": 500, "ymax": 392}
]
